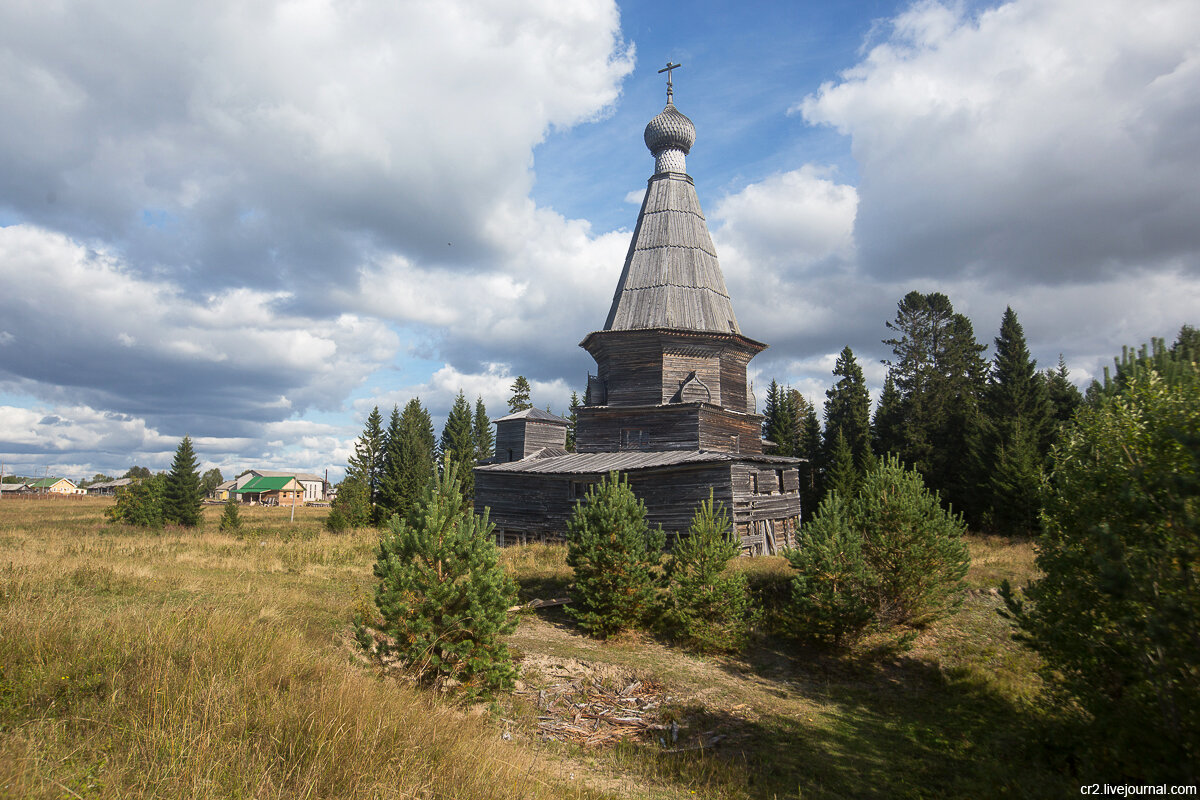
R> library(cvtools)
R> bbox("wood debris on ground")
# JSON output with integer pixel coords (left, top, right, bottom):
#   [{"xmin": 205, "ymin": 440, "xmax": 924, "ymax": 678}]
[{"xmin": 514, "ymin": 674, "xmax": 682, "ymax": 748}]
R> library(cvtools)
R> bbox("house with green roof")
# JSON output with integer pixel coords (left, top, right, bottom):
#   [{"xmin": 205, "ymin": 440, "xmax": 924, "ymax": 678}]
[
  {"xmin": 234, "ymin": 475, "xmax": 303, "ymax": 505},
  {"xmin": 27, "ymin": 477, "xmax": 82, "ymax": 495}
]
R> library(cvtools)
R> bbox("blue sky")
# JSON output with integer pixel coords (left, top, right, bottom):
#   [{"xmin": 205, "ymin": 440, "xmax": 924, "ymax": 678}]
[{"xmin": 1, "ymin": 0, "xmax": 1197, "ymax": 481}]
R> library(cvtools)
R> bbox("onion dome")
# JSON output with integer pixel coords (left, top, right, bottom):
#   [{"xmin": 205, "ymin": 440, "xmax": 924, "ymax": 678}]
[
  {"xmin": 644, "ymin": 102, "xmax": 695, "ymax": 175},
  {"xmin": 644, "ymin": 102, "xmax": 696, "ymax": 156}
]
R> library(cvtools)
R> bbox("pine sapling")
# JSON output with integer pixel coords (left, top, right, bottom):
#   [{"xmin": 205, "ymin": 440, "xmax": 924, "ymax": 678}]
[
  {"xmin": 371, "ymin": 462, "xmax": 518, "ymax": 697},
  {"xmin": 565, "ymin": 471, "xmax": 665, "ymax": 638},
  {"xmin": 663, "ymin": 491, "xmax": 752, "ymax": 653}
]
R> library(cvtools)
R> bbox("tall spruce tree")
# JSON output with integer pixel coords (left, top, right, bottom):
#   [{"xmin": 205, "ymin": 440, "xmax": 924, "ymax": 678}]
[
  {"xmin": 440, "ymin": 390, "xmax": 475, "ymax": 499},
  {"xmin": 797, "ymin": 402, "xmax": 823, "ymax": 522},
  {"xmin": 872, "ymin": 373, "xmax": 904, "ymax": 457},
  {"xmin": 508, "ymin": 376, "xmax": 532, "ymax": 413},
  {"xmin": 162, "ymin": 435, "xmax": 202, "ymax": 526},
  {"xmin": 763, "ymin": 380, "xmax": 800, "ymax": 456},
  {"xmin": 400, "ymin": 398, "xmax": 437, "ymax": 520},
  {"xmin": 979, "ymin": 307, "xmax": 1052, "ymax": 534},
  {"xmin": 823, "ymin": 347, "xmax": 872, "ymax": 473},
  {"xmin": 1172, "ymin": 324, "xmax": 1200, "ymax": 359},
  {"xmin": 377, "ymin": 399, "xmax": 437, "ymax": 524},
  {"xmin": 882, "ymin": 291, "xmax": 987, "ymax": 515},
  {"xmin": 473, "ymin": 396, "xmax": 494, "ymax": 462},
  {"xmin": 825, "ymin": 429, "xmax": 859, "ymax": 501},
  {"xmin": 566, "ymin": 391, "xmax": 581, "ymax": 452},
  {"xmin": 376, "ymin": 405, "xmax": 405, "ymax": 525},
  {"xmin": 346, "ymin": 406, "xmax": 385, "ymax": 511},
  {"xmin": 1043, "ymin": 355, "xmax": 1083, "ymax": 441}
]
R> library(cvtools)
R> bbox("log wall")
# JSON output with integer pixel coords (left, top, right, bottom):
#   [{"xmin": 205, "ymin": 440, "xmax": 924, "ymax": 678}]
[
  {"xmin": 574, "ymin": 405, "xmax": 700, "ymax": 452},
  {"xmin": 475, "ymin": 459, "xmax": 802, "ymax": 555},
  {"xmin": 494, "ymin": 419, "xmax": 567, "ymax": 462}
]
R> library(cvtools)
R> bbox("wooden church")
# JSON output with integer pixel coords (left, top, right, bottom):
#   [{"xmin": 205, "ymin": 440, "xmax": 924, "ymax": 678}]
[{"xmin": 475, "ymin": 70, "xmax": 803, "ymax": 555}]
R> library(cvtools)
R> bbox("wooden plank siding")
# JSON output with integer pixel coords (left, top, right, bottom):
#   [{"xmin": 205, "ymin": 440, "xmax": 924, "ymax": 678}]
[
  {"xmin": 495, "ymin": 419, "xmax": 567, "ymax": 462},
  {"xmin": 581, "ymin": 329, "xmax": 764, "ymax": 415},
  {"xmin": 575, "ymin": 405, "xmax": 701, "ymax": 452},
  {"xmin": 476, "ymin": 459, "xmax": 801, "ymax": 555}
]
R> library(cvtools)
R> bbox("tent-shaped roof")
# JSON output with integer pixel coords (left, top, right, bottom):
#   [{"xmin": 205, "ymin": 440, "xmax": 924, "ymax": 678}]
[
  {"xmin": 601, "ymin": 95, "xmax": 740, "ymax": 336},
  {"xmin": 602, "ymin": 173, "xmax": 739, "ymax": 334},
  {"xmin": 494, "ymin": 407, "xmax": 570, "ymax": 425}
]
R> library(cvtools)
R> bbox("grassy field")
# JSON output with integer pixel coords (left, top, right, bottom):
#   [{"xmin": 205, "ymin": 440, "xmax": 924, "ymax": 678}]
[{"xmin": 0, "ymin": 497, "xmax": 1072, "ymax": 799}]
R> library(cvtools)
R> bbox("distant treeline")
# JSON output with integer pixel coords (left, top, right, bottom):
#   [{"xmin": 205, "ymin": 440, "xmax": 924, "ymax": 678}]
[{"xmin": 760, "ymin": 290, "xmax": 1197, "ymax": 535}]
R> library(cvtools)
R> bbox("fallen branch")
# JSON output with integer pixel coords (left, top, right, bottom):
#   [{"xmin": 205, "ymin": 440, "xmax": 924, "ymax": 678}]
[{"xmin": 507, "ymin": 597, "xmax": 572, "ymax": 613}]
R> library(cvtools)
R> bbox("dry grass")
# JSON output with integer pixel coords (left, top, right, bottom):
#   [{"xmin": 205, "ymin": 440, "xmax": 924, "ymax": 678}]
[
  {"xmin": 0, "ymin": 500, "xmax": 1066, "ymax": 800},
  {"xmin": 964, "ymin": 533, "xmax": 1040, "ymax": 590},
  {"xmin": 0, "ymin": 498, "xmax": 610, "ymax": 800}
]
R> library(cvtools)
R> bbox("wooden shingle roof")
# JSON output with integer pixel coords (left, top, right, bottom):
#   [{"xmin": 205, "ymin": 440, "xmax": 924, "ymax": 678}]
[
  {"xmin": 603, "ymin": 172, "xmax": 740, "ymax": 335},
  {"xmin": 494, "ymin": 408, "xmax": 570, "ymax": 425}
]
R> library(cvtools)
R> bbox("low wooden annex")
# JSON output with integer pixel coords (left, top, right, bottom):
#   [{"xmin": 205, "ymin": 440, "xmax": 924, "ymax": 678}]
[{"xmin": 475, "ymin": 75, "xmax": 802, "ymax": 555}]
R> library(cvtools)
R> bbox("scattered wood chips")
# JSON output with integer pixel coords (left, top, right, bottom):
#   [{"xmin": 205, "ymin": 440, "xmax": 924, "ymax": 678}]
[{"xmin": 515, "ymin": 675, "xmax": 677, "ymax": 747}]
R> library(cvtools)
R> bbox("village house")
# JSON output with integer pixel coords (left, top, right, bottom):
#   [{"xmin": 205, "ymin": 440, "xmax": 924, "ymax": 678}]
[
  {"xmin": 26, "ymin": 477, "xmax": 83, "ymax": 495},
  {"xmin": 233, "ymin": 475, "xmax": 304, "ymax": 505},
  {"xmin": 233, "ymin": 470, "xmax": 327, "ymax": 502},
  {"xmin": 86, "ymin": 478, "xmax": 132, "ymax": 496},
  {"xmin": 211, "ymin": 479, "xmax": 237, "ymax": 501},
  {"xmin": 475, "ymin": 72, "xmax": 803, "ymax": 555}
]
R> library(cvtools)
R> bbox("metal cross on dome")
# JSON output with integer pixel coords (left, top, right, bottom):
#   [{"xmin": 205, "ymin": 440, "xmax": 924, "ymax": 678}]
[{"xmin": 658, "ymin": 61, "xmax": 682, "ymax": 102}]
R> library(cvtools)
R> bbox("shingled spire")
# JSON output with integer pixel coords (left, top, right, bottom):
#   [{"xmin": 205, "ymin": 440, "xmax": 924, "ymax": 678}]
[
  {"xmin": 578, "ymin": 68, "xmax": 766, "ymax": 446},
  {"xmin": 602, "ymin": 72, "xmax": 741, "ymax": 335}
]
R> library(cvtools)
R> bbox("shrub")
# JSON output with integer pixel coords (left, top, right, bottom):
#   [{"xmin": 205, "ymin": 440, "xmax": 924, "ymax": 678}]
[
  {"xmin": 787, "ymin": 454, "xmax": 969, "ymax": 644},
  {"xmin": 565, "ymin": 471, "xmax": 665, "ymax": 638},
  {"xmin": 661, "ymin": 492, "xmax": 752, "ymax": 653},
  {"xmin": 218, "ymin": 498, "xmax": 242, "ymax": 532},
  {"xmin": 105, "ymin": 475, "xmax": 165, "ymax": 528},
  {"xmin": 1002, "ymin": 343, "xmax": 1200, "ymax": 780},
  {"xmin": 371, "ymin": 463, "xmax": 517, "ymax": 697},
  {"xmin": 325, "ymin": 506, "xmax": 349, "ymax": 533},
  {"xmin": 331, "ymin": 477, "xmax": 372, "ymax": 528}
]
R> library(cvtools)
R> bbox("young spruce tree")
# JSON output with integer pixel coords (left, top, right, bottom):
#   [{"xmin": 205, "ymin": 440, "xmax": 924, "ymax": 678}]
[
  {"xmin": 371, "ymin": 463, "xmax": 518, "ymax": 697},
  {"xmin": 162, "ymin": 435, "xmax": 202, "ymax": 526},
  {"xmin": 788, "ymin": 454, "xmax": 969, "ymax": 643},
  {"xmin": 218, "ymin": 497, "xmax": 242, "ymax": 532},
  {"xmin": 566, "ymin": 472, "xmax": 665, "ymax": 638},
  {"xmin": 1002, "ymin": 340, "xmax": 1200, "ymax": 781},
  {"xmin": 105, "ymin": 474, "xmax": 166, "ymax": 528}
]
